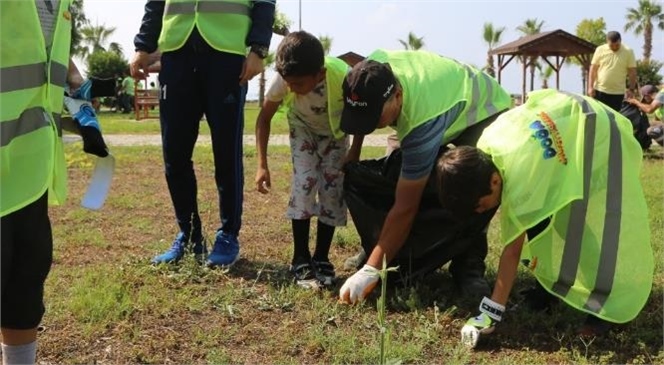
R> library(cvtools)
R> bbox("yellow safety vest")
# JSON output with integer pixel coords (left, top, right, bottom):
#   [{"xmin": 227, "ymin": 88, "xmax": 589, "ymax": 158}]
[
  {"xmin": 282, "ymin": 56, "xmax": 349, "ymax": 140},
  {"xmin": 478, "ymin": 89, "xmax": 653, "ymax": 323},
  {"xmin": 158, "ymin": 0, "xmax": 252, "ymax": 55},
  {"xmin": 367, "ymin": 49, "xmax": 511, "ymax": 143},
  {"xmin": 1, "ymin": 0, "xmax": 71, "ymax": 216}
]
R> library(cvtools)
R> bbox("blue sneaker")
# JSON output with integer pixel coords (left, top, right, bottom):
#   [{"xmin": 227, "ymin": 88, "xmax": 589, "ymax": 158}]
[
  {"xmin": 192, "ymin": 236, "xmax": 208, "ymax": 263},
  {"xmin": 152, "ymin": 232, "xmax": 187, "ymax": 264},
  {"xmin": 206, "ymin": 231, "xmax": 240, "ymax": 267}
]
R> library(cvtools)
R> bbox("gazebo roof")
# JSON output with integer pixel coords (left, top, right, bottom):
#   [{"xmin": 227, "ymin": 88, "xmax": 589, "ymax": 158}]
[
  {"xmin": 489, "ymin": 29, "xmax": 597, "ymax": 57},
  {"xmin": 337, "ymin": 51, "xmax": 365, "ymax": 66}
]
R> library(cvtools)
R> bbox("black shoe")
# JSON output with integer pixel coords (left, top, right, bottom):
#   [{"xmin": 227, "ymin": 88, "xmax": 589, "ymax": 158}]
[
  {"xmin": 456, "ymin": 276, "xmax": 491, "ymax": 301},
  {"xmin": 290, "ymin": 261, "xmax": 320, "ymax": 290},
  {"xmin": 578, "ymin": 315, "xmax": 612, "ymax": 337},
  {"xmin": 519, "ymin": 285, "xmax": 558, "ymax": 312},
  {"xmin": 313, "ymin": 260, "xmax": 336, "ymax": 287}
]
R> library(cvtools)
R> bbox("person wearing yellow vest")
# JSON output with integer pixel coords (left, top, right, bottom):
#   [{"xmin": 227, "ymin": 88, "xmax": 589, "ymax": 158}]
[
  {"xmin": 338, "ymin": 49, "xmax": 512, "ymax": 304},
  {"xmin": 130, "ymin": 0, "xmax": 275, "ymax": 267},
  {"xmin": 0, "ymin": 1, "xmax": 107, "ymax": 363},
  {"xmin": 255, "ymin": 32, "xmax": 349, "ymax": 289},
  {"xmin": 434, "ymin": 89, "xmax": 653, "ymax": 348}
]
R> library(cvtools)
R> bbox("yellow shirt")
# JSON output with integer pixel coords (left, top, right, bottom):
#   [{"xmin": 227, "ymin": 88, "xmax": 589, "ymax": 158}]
[{"xmin": 591, "ymin": 44, "xmax": 636, "ymax": 95}]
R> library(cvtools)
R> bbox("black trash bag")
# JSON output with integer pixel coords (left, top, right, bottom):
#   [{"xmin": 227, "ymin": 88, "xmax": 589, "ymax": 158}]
[
  {"xmin": 620, "ymin": 101, "xmax": 651, "ymax": 150},
  {"xmin": 343, "ymin": 149, "xmax": 496, "ymax": 285}
]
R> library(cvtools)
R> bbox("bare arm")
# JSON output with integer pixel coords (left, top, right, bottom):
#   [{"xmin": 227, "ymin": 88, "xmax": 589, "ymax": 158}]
[
  {"xmin": 345, "ymin": 135, "xmax": 365, "ymax": 164},
  {"xmin": 490, "ymin": 233, "xmax": 526, "ymax": 306},
  {"xmin": 365, "ymin": 175, "xmax": 429, "ymax": 268},
  {"xmin": 67, "ymin": 59, "xmax": 84, "ymax": 90},
  {"xmin": 629, "ymin": 98, "xmax": 662, "ymax": 114},
  {"xmin": 587, "ymin": 64, "xmax": 599, "ymax": 96},
  {"xmin": 628, "ymin": 68, "xmax": 637, "ymax": 92},
  {"xmin": 255, "ymin": 100, "xmax": 281, "ymax": 193}
]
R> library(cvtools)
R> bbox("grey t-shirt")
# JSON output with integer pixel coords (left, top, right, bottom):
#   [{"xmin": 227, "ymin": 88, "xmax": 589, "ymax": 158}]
[{"xmin": 399, "ymin": 101, "xmax": 465, "ymax": 180}]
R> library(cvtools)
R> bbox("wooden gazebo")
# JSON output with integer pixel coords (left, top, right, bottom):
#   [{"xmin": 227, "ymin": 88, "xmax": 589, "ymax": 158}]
[
  {"xmin": 489, "ymin": 29, "xmax": 597, "ymax": 103},
  {"xmin": 337, "ymin": 51, "xmax": 365, "ymax": 67}
]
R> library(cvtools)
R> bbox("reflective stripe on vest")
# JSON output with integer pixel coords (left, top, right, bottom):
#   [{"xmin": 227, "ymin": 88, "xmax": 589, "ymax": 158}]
[
  {"xmin": 158, "ymin": 0, "xmax": 252, "ymax": 54},
  {"xmin": 460, "ymin": 63, "xmax": 500, "ymax": 128},
  {"xmin": 164, "ymin": 1, "xmax": 250, "ymax": 15},
  {"xmin": 552, "ymin": 92, "xmax": 624, "ymax": 315},
  {"xmin": 0, "ymin": 107, "xmax": 50, "ymax": 147},
  {"xmin": 0, "ymin": 61, "xmax": 68, "ymax": 93},
  {"xmin": 1, "ymin": 0, "xmax": 71, "ymax": 216},
  {"xmin": 551, "ymin": 92, "xmax": 597, "ymax": 298}
]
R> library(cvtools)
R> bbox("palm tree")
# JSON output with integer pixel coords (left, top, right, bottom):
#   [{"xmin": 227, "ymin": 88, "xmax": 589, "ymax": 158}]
[
  {"xmin": 482, "ymin": 22, "xmax": 506, "ymax": 77},
  {"xmin": 108, "ymin": 42, "xmax": 124, "ymax": 57},
  {"xmin": 516, "ymin": 18, "xmax": 545, "ymax": 91},
  {"xmin": 571, "ymin": 17, "xmax": 606, "ymax": 94},
  {"xmin": 69, "ymin": 0, "xmax": 88, "ymax": 56},
  {"xmin": 78, "ymin": 23, "xmax": 116, "ymax": 60},
  {"xmin": 273, "ymin": 7, "xmax": 291, "ymax": 36},
  {"xmin": 539, "ymin": 65, "xmax": 554, "ymax": 89},
  {"xmin": 398, "ymin": 32, "xmax": 425, "ymax": 50},
  {"xmin": 319, "ymin": 35, "xmax": 333, "ymax": 55},
  {"xmin": 625, "ymin": 0, "xmax": 664, "ymax": 62}
]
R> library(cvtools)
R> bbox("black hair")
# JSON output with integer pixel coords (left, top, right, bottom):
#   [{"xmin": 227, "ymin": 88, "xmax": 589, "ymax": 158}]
[
  {"xmin": 607, "ymin": 31, "xmax": 621, "ymax": 43},
  {"xmin": 275, "ymin": 31, "xmax": 324, "ymax": 77},
  {"xmin": 436, "ymin": 146, "xmax": 498, "ymax": 218}
]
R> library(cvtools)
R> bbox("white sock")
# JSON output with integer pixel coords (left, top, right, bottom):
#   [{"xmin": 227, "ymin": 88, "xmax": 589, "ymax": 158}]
[{"xmin": 1, "ymin": 341, "xmax": 37, "ymax": 365}]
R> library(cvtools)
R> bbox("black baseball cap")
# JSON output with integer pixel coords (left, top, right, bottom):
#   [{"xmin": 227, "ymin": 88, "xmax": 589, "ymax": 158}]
[{"xmin": 340, "ymin": 60, "xmax": 397, "ymax": 135}]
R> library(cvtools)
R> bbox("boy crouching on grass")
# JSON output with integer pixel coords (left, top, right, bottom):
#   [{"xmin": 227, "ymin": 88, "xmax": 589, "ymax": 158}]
[{"xmin": 254, "ymin": 31, "xmax": 355, "ymax": 289}]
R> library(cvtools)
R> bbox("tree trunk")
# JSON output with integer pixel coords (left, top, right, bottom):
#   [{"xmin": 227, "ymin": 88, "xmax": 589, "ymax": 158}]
[
  {"xmin": 529, "ymin": 59, "xmax": 536, "ymax": 91},
  {"xmin": 486, "ymin": 53, "xmax": 495, "ymax": 77},
  {"xmin": 581, "ymin": 68, "xmax": 587, "ymax": 95},
  {"xmin": 258, "ymin": 71, "xmax": 266, "ymax": 107},
  {"xmin": 644, "ymin": 23, "xmax": 652, "ymax": 63}
]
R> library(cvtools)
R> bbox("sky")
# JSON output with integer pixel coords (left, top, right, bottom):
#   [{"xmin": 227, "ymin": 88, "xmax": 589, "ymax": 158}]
[{"xmin": 80, "ymin": 0, "xmax": 664, "ymax": 100}]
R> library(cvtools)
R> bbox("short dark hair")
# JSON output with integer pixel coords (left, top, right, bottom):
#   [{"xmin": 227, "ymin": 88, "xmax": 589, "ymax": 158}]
[
  {"xmin": 275, "ymin": 31, "xmax": 324, "ymax": 77},
  {"xmin": 607, "ymin": 31, "xmax": 621, "ymax": 43},
  {"xmin": 436, "ymin": 146, "xmax": 498, "ymax": 218}
]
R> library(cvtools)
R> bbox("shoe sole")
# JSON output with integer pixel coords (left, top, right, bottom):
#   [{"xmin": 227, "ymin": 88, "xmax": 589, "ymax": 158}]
[
  {"xmin": 206, "ymin": 254, "xmax": 239, "ymax": 269},
  {"xmin": 295, "ymin": 278, "xmax": 322, "ymax": 290}
]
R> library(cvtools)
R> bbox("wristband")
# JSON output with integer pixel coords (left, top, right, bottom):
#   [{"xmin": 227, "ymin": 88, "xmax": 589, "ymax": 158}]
[{"xmin": 479, "ymin": 297, "xmax": 505, "ymax": 322}]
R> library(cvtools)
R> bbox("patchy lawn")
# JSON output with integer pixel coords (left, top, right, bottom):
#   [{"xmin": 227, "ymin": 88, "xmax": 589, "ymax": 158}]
[{"xmin": 41, "ymin": 143, "xmax": 664, "ymax": 364}]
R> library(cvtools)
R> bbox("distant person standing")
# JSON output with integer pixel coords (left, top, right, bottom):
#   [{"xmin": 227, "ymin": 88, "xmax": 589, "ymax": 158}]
[
  {"xmin": 587, "ymin": 31, "xmax": 637, "ymax": 111},
  {"xmin": 121, "ymin": 72, "xmax": 135, "ymax": 113}
]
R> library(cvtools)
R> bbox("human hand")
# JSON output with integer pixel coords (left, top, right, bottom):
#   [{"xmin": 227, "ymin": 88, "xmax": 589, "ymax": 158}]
[
  {"xmin": 255, "ymin": 167, "xmax": 271, "ymax": 194},
  {"xmin": 626, "ymin": 98, "xmax": 639, "ymax": 105},
  {"xmin": 461, "ymin": 312, "xmax": 496, "ymax": 348},
  {"xmin": 587, "ymin": 88, "xmax": 595, "ymax": 98},
  {"xmin": 460, "ymin": 297, "xmax": 505, "ymax": 348},
  {"xmin": 339, "ymin": 265, "xmax": 380, "ymax": 304},
  {"xmin": 63, "ymin": 96, "xmax": 108, "ymax": 157},
  {"xmin": 130, "ymin": 51, "xmax": 152, "ymax": 79},
  {"xmin": 239, "ymin": 52, "xmax": 264, "ymax": 84}
]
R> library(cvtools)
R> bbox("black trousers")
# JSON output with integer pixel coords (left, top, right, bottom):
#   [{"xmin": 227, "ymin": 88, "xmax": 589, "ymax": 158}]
[
  {"xmin": 158, "ymin": 29, "xmax": 247, "ymax": 239},
  {"xmin": 1, "ymin": 193, "xmax": 52, "ymax": 329},
  {"xmin": 593, "ymin": 90, "xmax": 624, "ymax": 112}
]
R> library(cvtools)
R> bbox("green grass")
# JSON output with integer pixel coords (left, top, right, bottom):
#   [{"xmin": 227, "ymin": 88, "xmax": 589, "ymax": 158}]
[
  {"xmin": 98, "ymin": 101, "xmax": 390, "ymax": 135},
  {"xmin": 40, "ymin": 143, "xmax": 664, "ymax": 364}
]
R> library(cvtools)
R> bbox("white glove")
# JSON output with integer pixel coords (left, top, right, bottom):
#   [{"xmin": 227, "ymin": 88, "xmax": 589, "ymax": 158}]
[
  {"xmin": 339, "ymin": 265, "xmax": 380, "ymax": 304},
  {"xmin": 460, "ymin": 297, "xmax": 504, "ymax": 348}
]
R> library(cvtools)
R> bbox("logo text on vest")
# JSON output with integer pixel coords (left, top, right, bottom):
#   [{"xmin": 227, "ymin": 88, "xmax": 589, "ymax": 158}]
[{"xmin": 529, "ymin": 112, "xmax": 568, "ymax": 165}]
